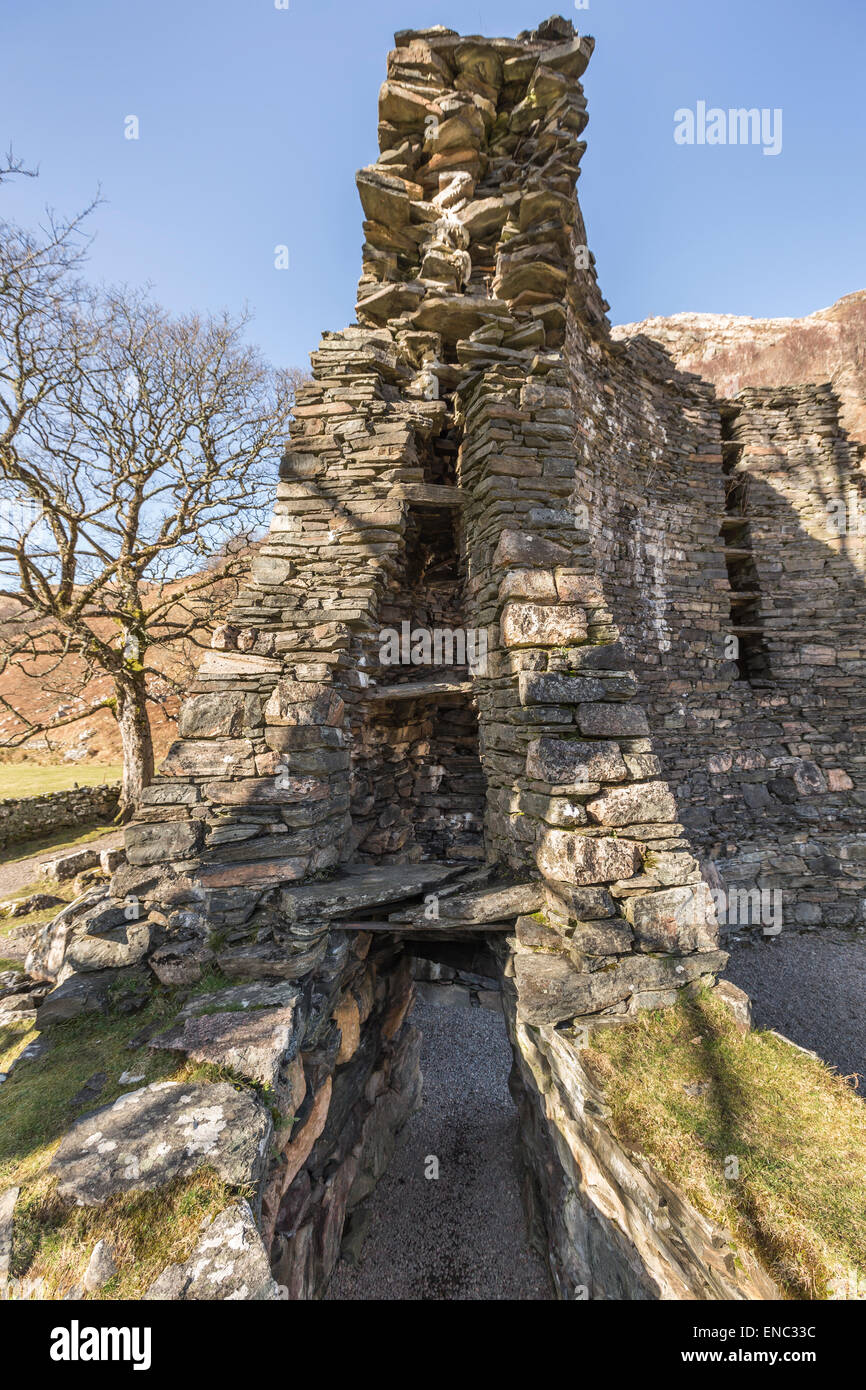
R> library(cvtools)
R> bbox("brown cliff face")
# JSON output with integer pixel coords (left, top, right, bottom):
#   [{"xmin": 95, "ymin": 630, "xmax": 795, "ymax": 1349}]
[{"xmin": 613, "ymin": 291, "xmax": 866, "ymax": 449}]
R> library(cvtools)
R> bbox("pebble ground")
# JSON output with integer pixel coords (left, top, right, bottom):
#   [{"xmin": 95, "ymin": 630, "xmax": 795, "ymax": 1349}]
[
  {"xmin": 726, "ymin": 927, "xmax": 866, "ymax": 1091},
  {"xmin": 325, "ymin": 997, "xmax": 554, "ymax": 1301}
]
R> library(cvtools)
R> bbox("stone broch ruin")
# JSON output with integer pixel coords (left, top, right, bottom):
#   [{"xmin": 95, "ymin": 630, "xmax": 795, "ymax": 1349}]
[{"xmin": 25, "ymin": 16, "xmax": 865, "ymax": 1299}]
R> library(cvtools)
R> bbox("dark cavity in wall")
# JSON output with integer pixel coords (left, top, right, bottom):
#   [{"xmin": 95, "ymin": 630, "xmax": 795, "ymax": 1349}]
[
  {"xmin": 350, "ymin": 694, "xmax": 487, "ymax": 864},
  {"xmin": 719, "ymin": 401, "xmax": 770, "ymax": 684}
]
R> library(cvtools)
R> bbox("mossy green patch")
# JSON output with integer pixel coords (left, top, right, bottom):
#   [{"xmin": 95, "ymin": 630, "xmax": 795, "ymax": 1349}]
[
  {"xmin": 583, "ymin": 987, "xmax": 866, "ymax": 1299},
  {"xmin": 1, "ymin": 975, "xmax": 265, "ymax": 1299},
  {"xmin": 12, "ymin": 1169, "xmax": 235, "ymax": 1299}
]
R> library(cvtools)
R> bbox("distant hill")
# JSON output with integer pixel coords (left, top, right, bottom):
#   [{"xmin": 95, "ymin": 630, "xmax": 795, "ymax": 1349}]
[
  {"xmin": 0, "ymin": 548, "xmax": 254, "ymax": 768},
  {"xmin": 614, "ymin": 290, "xmax": 866, "ymax": 449}
]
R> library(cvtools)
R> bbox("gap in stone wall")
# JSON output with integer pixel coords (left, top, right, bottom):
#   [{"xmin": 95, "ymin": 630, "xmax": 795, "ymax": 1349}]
[
  {"xmin": 350, "ymin": 695, "xmax": 486, "ymax": 865},
  {"xmin": 720, "ymin": 402, "xmax": 770, "ymax": 683},
  {"xmin": 419, "ymin": 426, "xmax": 460, "ymax": 487}
]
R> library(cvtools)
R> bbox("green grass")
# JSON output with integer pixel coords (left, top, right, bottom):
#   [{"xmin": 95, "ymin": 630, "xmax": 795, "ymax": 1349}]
[
  {"xmin": 1, "ymin": 882, "xmax": 77, "ymax": 942},
  {"xmin": 0, "ymin": 1018, "xmax": 36, "ymax": 1071},
  {"xmin": 583, "ymin": 988, "xmax": 866, "ymax": 1300},
  {"xmin": 0, "ymin": 822, "xmax": 119, "ymax": 869},
  {"xmin": 12, "ymin": 1170, "xmax": 237, "ymax": 1300},
  {"xmin": 0, "ymin": 764, "xmax": 121, "ymax": 798},
  {"xmin": 0, "ymin": 995, "xmax": 185, "ymax": 1190},
  {"xmin": 0, "ymin": 971, "xmax": 265, "ymax": 1297}
]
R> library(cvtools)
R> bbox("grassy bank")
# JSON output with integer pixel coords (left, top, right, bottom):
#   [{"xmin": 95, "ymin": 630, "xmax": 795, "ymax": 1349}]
[
  {"xmin": 0, "ymin": 764, "xmax": 122, "ymax": 799},
  {"xmin": 0, "ymin": 976, "xmax": 251, "ymax": 1298},
  {"xmin": 583, "ymin": 988, "xmax": 866, "ymax": 1300}
]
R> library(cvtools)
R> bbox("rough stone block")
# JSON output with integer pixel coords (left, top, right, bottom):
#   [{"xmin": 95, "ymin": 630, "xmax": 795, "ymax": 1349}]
[
  {"xmin": 145, "ymin": 1201, "xmax": 280, "ymax": 1301},
  {"xmin": 537, "ymin": 830, "xmax": 642, "ymax": 886},
  {"xmin": 502, "ymin": 602, "xmax": 587, "ymax": 647},
  {"xmin": 493, "ymin": 530, "xmax": 570, "ymax": 569},
  {"xmin": 576, "ymin": 704, "xmax": 650, "ymax": 737},
  {"xmin": 515, "ymin": 948, "xmax": 727, "ymax": 1025},
  {"xmin": 125, "ymin": 821, "xmax": 203, "ymax": 867},
  {"xmin": 526, "ymin": 737, "xmax": 628, "ymax": 786},
  {"xmin": 586, "ymin": 782, "xmax": 678, "ymax": 827},
  {"xmin": 160, "ymin": 740, "xmax": 256, "ymax": 779},
  {"xmin": 51, "ymin": 1082, "xmax": 272, "ymax": 1205},
  {"xmin": 623, "ymin": 883, "xmax": 719, "ymax": 952},
  {"xmin": 264, "ymin": 682, "xmax": 345, "ymax": 728}
]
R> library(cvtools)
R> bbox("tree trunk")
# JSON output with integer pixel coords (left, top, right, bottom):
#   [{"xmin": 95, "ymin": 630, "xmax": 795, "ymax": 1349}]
[{"xmin": 114, "ymin": 669, "xmax": 154, "ymax": 821}]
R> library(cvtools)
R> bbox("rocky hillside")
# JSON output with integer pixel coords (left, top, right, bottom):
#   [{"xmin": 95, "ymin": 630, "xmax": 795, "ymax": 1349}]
[
  {"xmin": 0, "ymin": 552, "xmax": 255, "ymax": 768},
  {"xmin": 613, "ymin": 290, "xmax": 866, "ymax": 448}
]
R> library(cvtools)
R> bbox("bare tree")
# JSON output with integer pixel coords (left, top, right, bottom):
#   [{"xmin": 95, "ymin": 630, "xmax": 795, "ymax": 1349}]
[
  {"xmin": 0, "ymin": 147, "xmax": 39, "ymax": 185},
  {"xmin": 0, "ymin": 263, "xmax": 302, "ymax": 816}
]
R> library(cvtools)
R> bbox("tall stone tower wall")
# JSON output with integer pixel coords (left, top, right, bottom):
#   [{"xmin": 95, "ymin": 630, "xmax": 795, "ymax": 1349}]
[{"xmin": 117, "ymin": 15, "xmax": 726, "ymax": 1021}]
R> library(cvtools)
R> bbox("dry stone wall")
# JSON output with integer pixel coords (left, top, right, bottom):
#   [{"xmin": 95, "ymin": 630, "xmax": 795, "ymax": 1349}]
[
  {"xmin": 114, "ymin": 12, "xmax": 723, "ymax": 1020},
  {"xmin": 0, "ymin": 782, "xmax": 120, "ymax": 852},
  {"xmin": 94, "ymin": 13, "xmax": 731, "ymax": 1297},
  {"xmin": 585, "ymin": 343, "xmax": 866, "ymax": 931}
]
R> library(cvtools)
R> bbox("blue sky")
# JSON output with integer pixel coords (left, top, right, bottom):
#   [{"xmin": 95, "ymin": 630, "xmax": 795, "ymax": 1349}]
[{"xmin": 2, "ymin": 0, "xmax": 864, "ymax": 372}]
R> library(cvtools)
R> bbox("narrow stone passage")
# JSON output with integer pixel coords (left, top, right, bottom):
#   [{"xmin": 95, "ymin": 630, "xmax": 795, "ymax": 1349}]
[{"xmin": 325, "ymin": 997, "xmax": 553, "ymax": 1301}]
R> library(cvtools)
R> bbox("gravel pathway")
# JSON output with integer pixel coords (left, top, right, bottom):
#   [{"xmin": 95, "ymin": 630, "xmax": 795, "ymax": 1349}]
[
  {"xmin": 0, "ymin": 830, "xmax": 124, "ymax": 899},
  {"xmin": 725, "ymin": 929, "xmax": 866, "ymax": 1091},
  {"xmin": 326, "ymin": 997, "xmax": 553, "ymax": 1301}
]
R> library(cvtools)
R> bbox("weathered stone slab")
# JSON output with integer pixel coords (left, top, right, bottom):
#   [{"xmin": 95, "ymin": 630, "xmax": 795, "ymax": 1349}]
[
  {"xmin": 526, "ymin": 738, "xmax": 628, "ymax": 785},
  {"xmin": 623, "ymin": 884, "xmax": 719, "ymax": 953},
  {"xmin": 498, "ymin": 568, "xmax": 558, "ymax": 602},
  {"xmin": 264, "ymin": 682, "xmax": 345, "ymax": 727},
  {"xmin": 0, "ymin": 891, "xmax": 64, "ymax": 919},
  {"xmin": 715, "ymin": 979, "xmax": 753, "ymax": 1032},
  {"xmin": 520, "ymin": 672, "xmax": 602, "ymax": 704},
  {"xmin": 125, "ymin": 821, "xmax": 203, "ymax": 867},
  {"xmin": 515, "ymin": 948, "xmax": 728, "ymax": 1025},
  {"xmin": 0, "ymin": 1185, "xmax": 18, "ymax": 1275},
  {"xmin": 160, "ymin": 740, "xmax": 256, "ymax": 779},
  {"xmin": 619, "ymin": 851, "xmax": 700, "ymax": 889},
  {"xmin": 279, "ymin": 863, "xmax": 463, "ymax": 921},
  {"xmin": 537, "ymin": 830, "xmax": 642, "ymax": 886},
  {"xmin": 561, "ymin": 641, "xmax": 631, "ymax": 671},
  {"xmin": 217, "ymin": 938, "xmax": 329, "ymax": 982},
  {"xmin": 145, "ymin": 1201, "xmax": 281, "ymax": 1300},
  {"xmin": 520, "ymin": 672, "xmax": 638, "ymax": 705},
  {"xmin": 42, "ymin": 849, "xmax": 100, "ymax": 882},
  {"xmin": 516, "ymin": 913, "xmax": 563, "ymax": 950},
  {"xmin": 37, "ymin": 969, "xmax": 118, "ymax": 1024},
  {"xmin": 389, "ymin": 880, "xmax": 543, "ymax": 925},
  {"xmin": 148, "ymin": 938, "xmax": 214, "ymax": 987},
  {"xmin": 82, "ymin": 1238, "xmax": 118, "ymax": 1291},
  {"xmin": 26, "ymin": 892, "xmax": 102, "ymax": 983},
  {"xmin": 150, "ymin": 984, "xmax": 305, "ymax": 1114},
  {"xmin": 178, "ymin": 693, "xmax": 262, "ymax": 739},
  {"xmin": 575, "ymin": 704, "xmax": 650, "ymax": 737},
  {"xmin": 66, "ymin": 921, "xmax": 151, "ymax": 974},
  {"xmin": 197, "ymin": 857, "xmax": 309, "ymax": 890},
  {"xmin": 459, "ymin": 194, "xmax": 513, "ymax": 239},
  {"xmin": 545, "ymin": 884, "xmax": 617, "ymax": 919},
  {"xmin": 586, "ymin": 782, "xmax": 678, "ymax": 827},
  {"xmin": 412, "ymin": 292, "xmax": 504, "ymax": 341},
  {"xmin": 357, "ymin": 164, "xmax": 423, "ymax": 223},
  {"xmin": 51, "ymin": 1082, "xmax": 272, "ymax": 1204},
  {"xmin": 202, "ymin": 776, "xmax": 329, "ymax": 806},
  {"xmin": 502, "ymin": 602, "xmax": 587, "ymax": 647},
  {"xmin": 196, "ymin": 650, "xmax": 281, "ymax": 679},
  {"xmin": 570, "ymin": 919, "xmax": 633, "ymax": 955}
]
